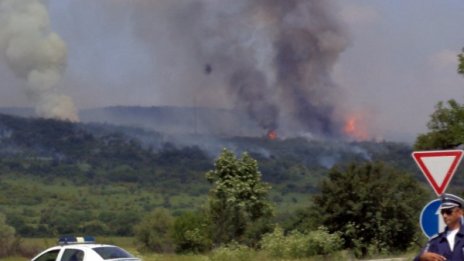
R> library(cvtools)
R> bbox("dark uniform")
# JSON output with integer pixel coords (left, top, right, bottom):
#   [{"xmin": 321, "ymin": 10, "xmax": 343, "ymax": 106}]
[
  {"xmin": 414, "ymin": 193, "xmax": 464, "ymax": 261},
  {"xmin": 413, "ymin": 226, "xmax": 464, "ymax": 260}
]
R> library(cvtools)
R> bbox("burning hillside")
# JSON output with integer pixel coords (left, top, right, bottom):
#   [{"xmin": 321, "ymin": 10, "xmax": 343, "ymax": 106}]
[
  {"xmin": 343, "ymin": 114, "xmax": 370, "ymax": 141},
  {"xmin": 0, "ymin": 0, "xmax": 377, "ymax": 140}
]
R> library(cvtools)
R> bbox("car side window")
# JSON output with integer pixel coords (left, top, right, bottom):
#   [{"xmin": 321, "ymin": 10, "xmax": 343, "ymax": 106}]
[
  {"xmin": 33, "ymin": 249, "xmax": 60, "ymax": 261},
  {"xmin": 62, "ymin": 249, "xmax": 85, "ymax": 261}
]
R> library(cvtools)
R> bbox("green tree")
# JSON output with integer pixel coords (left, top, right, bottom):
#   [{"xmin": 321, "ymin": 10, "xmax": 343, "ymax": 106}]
[
  {"xmin": 206, "ymin": 149, "xmax": 273, "ymax": 247},
  {"xmin": 133, "ymin": 208, "xmax": 174, "ymax": 253},
  {"xmin": 414, "ymin": 99, "xmax": 464, "ymax": 150},
  {"xmin": 313, "ymin": 162, "xmax": 427, "ymax": 257}
]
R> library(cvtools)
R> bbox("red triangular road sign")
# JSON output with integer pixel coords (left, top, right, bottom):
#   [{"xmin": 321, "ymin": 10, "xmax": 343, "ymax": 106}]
[{"xmin": 412, "ymin": 150, "xmax": 464, "ymax": 195}]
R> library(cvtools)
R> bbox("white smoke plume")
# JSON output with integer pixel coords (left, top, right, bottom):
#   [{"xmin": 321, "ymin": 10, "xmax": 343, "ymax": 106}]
[{"xmin": 0, "ymin": 0, "xmax": 78, "ymax": 121}]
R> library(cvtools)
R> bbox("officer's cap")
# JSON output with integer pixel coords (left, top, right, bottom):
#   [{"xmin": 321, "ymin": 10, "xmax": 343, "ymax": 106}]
[{"xmin": 440, "ymin": 193, "xmax": 464, "ymax": 209}]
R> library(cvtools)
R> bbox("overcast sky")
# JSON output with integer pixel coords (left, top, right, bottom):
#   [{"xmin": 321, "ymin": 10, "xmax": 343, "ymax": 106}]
[{"xmin": 0, "ymin": 0, "xmax": 463, "ymax": 143}]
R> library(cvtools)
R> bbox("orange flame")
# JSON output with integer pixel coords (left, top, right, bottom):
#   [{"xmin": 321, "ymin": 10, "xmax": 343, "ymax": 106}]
[
  {"xmin": 343, "ymin": 115, "xmax": 369, "ymax": 141},
  {"xmin": 267, "ymin": 130, "xmax": 277, "ymax": 140}
]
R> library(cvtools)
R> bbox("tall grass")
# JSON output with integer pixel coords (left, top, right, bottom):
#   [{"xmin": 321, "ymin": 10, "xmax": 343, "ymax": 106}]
[{"xmin": 0, "ymin": 237, "xmax": 414, "ymax": 261}]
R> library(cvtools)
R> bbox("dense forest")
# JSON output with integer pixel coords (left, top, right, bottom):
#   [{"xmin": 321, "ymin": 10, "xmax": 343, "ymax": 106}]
[{"xmin": 0, "ymin": 113, "xmax": 425, "ymax": 237}]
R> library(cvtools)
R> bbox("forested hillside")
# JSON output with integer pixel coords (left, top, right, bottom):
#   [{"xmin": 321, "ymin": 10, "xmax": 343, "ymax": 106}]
[{"xmin": 0, "ymin": 113, "xmax": 420, "ymax": 237}]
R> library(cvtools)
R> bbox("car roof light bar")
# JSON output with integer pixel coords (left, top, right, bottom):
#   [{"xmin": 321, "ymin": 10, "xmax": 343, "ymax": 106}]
[{"xmin": 58, "ymin": 236, "xmax": 96, "ymax": 245}]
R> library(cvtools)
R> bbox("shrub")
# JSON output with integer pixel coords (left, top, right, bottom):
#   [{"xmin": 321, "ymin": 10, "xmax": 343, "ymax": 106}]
[
  {"xmin": 259, "ymin": 226, "xmax": 286, "ymax": 258},
  {"xmin": 0, "ymin": 213, "xmax": 18, "ymax": 257},
  {"xmin": 260, "ymin": 226, "xmax": 343, "ymax": 258},
  {"xmin": 133, "ymin": 208, "xmax": 174, "ymax": 253},
  {"xmin": 16, "ymin": 241, "xmax": 43, "ymax": 258},
  {"xmin": 172, "ymin": 211, "xmax": 212, "ymax": 253},
  {"xmin": 306, "ymin": 226, "xmax": 344, "ymax": 256},
  {"xmin": 209, "ymin": 242, "xmax": 254, "ymax": 261},
  {"xmin": 79, "ymin": 220, "xmax": 109, "ymax": 235}
]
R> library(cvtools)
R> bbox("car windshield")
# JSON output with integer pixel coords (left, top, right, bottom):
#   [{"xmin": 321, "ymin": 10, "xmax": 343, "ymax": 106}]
[{"xmin": 92, "ymin": 246, "xmax": 134, "ymax": 259}]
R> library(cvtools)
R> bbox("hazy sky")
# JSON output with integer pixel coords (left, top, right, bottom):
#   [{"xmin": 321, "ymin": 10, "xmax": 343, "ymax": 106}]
[
  {"xmin": 333, "ymin": 0, "xmax": 464, "ymax": 142},
  {"xmin": 0, "ymin": 0, "xmax": 463, "ymax": 142}
]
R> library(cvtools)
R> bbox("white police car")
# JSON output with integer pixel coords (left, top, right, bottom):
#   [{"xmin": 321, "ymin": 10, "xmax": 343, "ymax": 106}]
[{"xmin": 31, "ymin": 236, "xmax": 141, "ymax": 261}]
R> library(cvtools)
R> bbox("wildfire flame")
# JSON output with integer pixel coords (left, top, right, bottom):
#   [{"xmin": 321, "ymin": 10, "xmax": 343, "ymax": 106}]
[
  {"xmin": 267, "ymin": 130, "xmax": 277, "ymax": 140},
  {"xmin": 343, "ymin": 115, "xmax": 369, "ymax": 141}
]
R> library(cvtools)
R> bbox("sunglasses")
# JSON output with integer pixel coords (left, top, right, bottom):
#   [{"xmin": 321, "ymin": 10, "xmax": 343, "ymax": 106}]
[{"xmin": 440, "ymin": 208, "xmax": 456, "ymax": 215}]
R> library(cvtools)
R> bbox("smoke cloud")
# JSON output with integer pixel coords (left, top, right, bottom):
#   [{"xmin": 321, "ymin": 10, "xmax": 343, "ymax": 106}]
[
  {"xmin": 0, "ymin": 0, "xmax": 78, "ymax": 121},
  {"xmin": 124, "ymin": 0, "xmax": 349, "ymax": 137}
]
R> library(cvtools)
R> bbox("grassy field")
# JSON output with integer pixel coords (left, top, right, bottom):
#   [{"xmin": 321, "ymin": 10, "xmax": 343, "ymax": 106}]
[
  {"xmin": 0, "ymin": 254, "xmax": 355, "ymax": 261},
  {"xmin": 0, "ymin": 237, "xmax": 339, "ymax": 261},
  {"xmin": 0, "ymin": 253, "xmax": 417, "ymax": 261},
  {"xmin": 0, "ymin": 237, "xmax": 417, "ymax": 261},
  {"xmin": 0, "ymin": 174, "xmax": 315, "ymax": 234}
]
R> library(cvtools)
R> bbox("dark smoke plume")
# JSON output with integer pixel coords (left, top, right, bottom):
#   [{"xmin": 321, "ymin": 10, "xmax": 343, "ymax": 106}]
[
  {"xmin": 88, "ymin": 0, "xmax": 350, "ymax": 138},
  {"xmin": 230, "ymin": 68, "xmax": 278, "ymax": 130}
]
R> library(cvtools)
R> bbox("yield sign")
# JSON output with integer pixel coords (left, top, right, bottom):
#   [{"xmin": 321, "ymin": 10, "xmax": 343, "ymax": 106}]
[{"xmin": 412, "ymin": 150, "xmax": 464, "ymax": 195}]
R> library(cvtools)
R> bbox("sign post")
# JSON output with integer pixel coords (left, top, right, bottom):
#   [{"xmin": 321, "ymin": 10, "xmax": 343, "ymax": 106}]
[
  {"xmin": 413, "ymin": 150, "xmax": 464, "ymax": 238},
  {"xmin": 420, "ymin": 199, "xmax": 445, "ymax": 238},
  {"xmin": 412, "ymin": 150, "xmax": 463, "ymax": 196}
]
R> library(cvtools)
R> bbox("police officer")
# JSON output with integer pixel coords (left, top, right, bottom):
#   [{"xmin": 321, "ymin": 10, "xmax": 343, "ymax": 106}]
[{"xmin": 415, "ymin": 193, "xmax": 464, "ymax": 261}]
